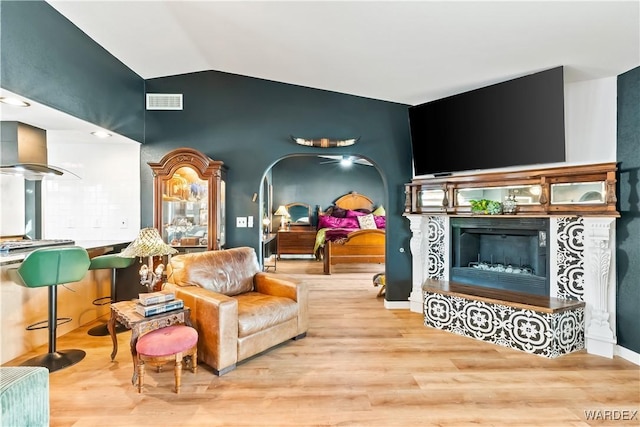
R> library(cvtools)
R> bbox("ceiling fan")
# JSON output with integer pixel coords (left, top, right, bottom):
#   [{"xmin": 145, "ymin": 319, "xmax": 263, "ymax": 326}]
[{"xmin": 318, "ymin": 155, "xmax": 372, "ymax": 167}]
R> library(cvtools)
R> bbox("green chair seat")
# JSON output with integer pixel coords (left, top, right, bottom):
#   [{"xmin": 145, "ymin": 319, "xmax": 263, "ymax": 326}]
[{"xmin": 89, "ymin": 254, "xmax": 135, "ymax": 271}]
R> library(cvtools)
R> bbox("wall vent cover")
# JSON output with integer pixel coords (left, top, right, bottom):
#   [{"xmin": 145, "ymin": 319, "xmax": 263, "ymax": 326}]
[{"xmin": 146, "ymin": 93, "xmax": 183, "ymax": 110}]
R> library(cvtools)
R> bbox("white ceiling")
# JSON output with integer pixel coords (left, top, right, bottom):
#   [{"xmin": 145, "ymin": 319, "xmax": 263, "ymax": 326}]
[
  {"xmin": 2, "ymin": 1, "xmax": 639, "ymax": 144},
  {"xmin": 46, "ymin": 0, "xmax": 639, "ymax": 105},
  {"xmin": 0, "ymin": 87, "xmax": 136, "ymax": 146}
]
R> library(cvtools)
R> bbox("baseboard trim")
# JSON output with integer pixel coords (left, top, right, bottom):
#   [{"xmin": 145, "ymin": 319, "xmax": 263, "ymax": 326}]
[
  {"xmin": 616, "ymin": 345, "xmax": 640, "ymax": 366},
  {"xmin": 384, "ymin": 300, "xmax": 410, "ymax": 310}
]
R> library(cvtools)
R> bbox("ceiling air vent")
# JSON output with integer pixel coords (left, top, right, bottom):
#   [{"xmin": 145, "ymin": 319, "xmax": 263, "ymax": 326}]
[{"xmin": 146, "ymin": 93, "xmax": 183, "ymax": 110}]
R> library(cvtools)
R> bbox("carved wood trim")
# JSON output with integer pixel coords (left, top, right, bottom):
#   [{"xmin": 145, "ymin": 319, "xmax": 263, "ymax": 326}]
[{"xmin": 405, "ymin": 162, "xmax": 619, "ymax": 217}]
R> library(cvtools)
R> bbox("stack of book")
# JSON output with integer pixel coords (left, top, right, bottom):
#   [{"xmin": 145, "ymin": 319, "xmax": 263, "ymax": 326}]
[{"xmin": 135, "ymin": 291, "xmax": 184, "ymax": 317}]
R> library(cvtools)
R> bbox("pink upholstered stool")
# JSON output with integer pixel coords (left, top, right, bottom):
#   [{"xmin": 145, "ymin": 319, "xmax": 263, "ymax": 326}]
[{"xmin": 135, "ymin": 325, "xmax": 198, "ymax": 394}]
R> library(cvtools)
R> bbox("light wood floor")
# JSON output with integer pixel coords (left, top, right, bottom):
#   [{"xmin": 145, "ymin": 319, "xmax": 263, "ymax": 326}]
[{"xmin": 6, "ymin": 259, "xmax": 639, "ymax": 426}]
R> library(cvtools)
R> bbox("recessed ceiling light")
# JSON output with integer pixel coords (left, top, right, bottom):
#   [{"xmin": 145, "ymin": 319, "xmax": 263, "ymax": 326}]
[
  {"xmin": 0, "ymin": 96, "xmax": 30, "ymax": 107},
  {"xmin": 91, "ymin": 130, "xmax": 112, "ymax": 138}
]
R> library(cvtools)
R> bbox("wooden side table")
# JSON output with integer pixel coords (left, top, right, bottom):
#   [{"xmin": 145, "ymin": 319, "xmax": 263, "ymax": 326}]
[
  {"xmin": 277, "ymin": 229, "xmax": 317, "ymax": 259},
  {"xmin": 108, "ymin": 300, "xmax": 192, "ymax": 385}
]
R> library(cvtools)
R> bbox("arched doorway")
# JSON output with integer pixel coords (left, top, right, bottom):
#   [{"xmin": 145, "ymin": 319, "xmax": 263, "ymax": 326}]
[{"xmin": 259, "ymin": 154, "xmax": 386, "ymax": 275}]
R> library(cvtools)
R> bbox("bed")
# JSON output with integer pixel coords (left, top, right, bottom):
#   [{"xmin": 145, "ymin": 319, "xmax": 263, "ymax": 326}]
[{"xmin": 315, "ymin": 192, "xmax": 385, "ymax": 274}]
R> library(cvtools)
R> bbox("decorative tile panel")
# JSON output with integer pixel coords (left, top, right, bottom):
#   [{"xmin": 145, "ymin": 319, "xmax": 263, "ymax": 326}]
[
  {"xmin": 427, "ymin": 216, "xmax": 446, "ymax": 279},
  {"xmin": 423, "ymin": 291, "xmax": 585, "ymax": 358},
  {"xmin": 555, "ymin": 217, "xmax": 585, "ymax": 300}
]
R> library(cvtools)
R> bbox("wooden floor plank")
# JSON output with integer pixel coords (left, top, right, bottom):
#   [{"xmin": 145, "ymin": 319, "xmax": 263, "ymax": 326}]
[{"xmin": 4, "ymin": 259, "xmax": 639, "ymax": 426}]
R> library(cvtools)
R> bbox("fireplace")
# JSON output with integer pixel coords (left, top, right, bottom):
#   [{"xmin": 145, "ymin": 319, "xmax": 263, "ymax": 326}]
[
  {"xmin": 450, "ymin": 217, "xmax": 550, "ymax": 296},
  {"xmin": 404, "ymin": 162, "xmax": 619, "ymax": 358}
]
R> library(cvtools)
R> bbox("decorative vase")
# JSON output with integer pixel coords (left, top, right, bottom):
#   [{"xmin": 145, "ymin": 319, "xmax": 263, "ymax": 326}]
[{"xmin": 503, "ymin": 195, "xmax": 517, "ymax": 214}]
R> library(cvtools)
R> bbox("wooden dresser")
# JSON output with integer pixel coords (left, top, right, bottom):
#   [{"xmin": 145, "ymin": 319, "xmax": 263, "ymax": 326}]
[{"xmin": 277, "ymin": 227, "xmax": 317, "ymax": 259}]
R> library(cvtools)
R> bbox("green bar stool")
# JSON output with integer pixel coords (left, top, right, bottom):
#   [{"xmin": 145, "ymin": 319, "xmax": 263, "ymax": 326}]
[
  {"xmin": 8, "ymin": 246, "xmax": 91, "ymax": 372},
  {"xmin": 87, "ymin": 254, "xmax": 135, "ymax": 336}
]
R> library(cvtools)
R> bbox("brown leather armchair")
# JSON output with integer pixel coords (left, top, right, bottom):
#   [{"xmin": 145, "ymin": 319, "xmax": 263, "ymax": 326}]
[{"xmin": 164, "ymin": 247, "xmax": 308, "ymax": 376}]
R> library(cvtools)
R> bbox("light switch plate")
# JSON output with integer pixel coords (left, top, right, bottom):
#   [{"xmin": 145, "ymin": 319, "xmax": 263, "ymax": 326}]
[{"xmin": 248, "ymin": 216, "xmax": 254, "ymax": 228}]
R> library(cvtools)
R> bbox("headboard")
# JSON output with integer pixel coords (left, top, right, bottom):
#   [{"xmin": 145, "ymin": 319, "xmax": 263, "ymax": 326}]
[{"xmin": 334, "ymin": 192, "xmax": 375, "ymax": 211}]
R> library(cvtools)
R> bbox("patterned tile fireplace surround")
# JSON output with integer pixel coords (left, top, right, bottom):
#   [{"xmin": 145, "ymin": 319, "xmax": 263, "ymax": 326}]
[{"xmin": 405, "ymin": 214, "xmax": 617, "ymax": 359}]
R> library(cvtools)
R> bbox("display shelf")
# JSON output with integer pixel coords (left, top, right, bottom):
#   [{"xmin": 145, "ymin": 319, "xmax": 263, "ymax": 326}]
[{"xmin": 149, "ymin": 148, "xmax": 227, "ymax": 251}]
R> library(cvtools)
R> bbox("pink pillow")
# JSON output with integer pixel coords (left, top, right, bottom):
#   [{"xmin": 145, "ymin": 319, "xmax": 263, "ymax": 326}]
[
  {"xmin": 374, "ymin": 215, "xmax": 386, "ymax": 229},
  {"xmin": 318, "ymin": 215, "xmax": 360, "ymax": 229}
]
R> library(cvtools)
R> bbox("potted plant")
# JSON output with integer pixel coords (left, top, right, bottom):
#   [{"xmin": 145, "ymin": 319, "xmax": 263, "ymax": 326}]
[{"xmin": 470, "ymin": 199, "xmax": 503, "ymax": 215}]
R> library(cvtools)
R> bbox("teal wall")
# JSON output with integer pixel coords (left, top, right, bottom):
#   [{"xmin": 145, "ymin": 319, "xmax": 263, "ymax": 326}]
[
  {"xmin": 271, "ymin": 155, "xmax": 385, "ymax": 217},
  {"xmin": 1, "ymin": 1, "xmax": 637, "ymax": 347},
  {"xmin": 0, "ymin": 1, "xmax": 144, "ymax": 143},
  {"xmin": 141, "ymin": 70, "xmax": 413, "ymax": 301},
  {"xmin": 616, "ymin": 66, "xmax": 640, "ymax": 353}
]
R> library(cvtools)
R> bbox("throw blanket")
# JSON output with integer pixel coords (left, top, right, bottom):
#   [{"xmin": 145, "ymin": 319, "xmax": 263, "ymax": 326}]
[{"xmin": 313, "ymin": 228, "xmax": 360, "ymax": 254}]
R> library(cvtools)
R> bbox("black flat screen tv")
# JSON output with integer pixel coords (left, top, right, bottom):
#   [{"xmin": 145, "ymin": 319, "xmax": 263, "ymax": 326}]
[{"xmin": 409, "ymin": 66, "xmax": 566, "ymax": 176}]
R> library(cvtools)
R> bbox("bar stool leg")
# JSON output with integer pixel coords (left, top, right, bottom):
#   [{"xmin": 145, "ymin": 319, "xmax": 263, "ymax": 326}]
[
  {"xmin": 88, "ymin": 268, "xmax": 127, "ymax": 336},
  {"xmin": 87, "ymin": 254, "xmax": 134, "ymax": 337},
  {"xmin": 21, "ymin": 285, "xmax": 86, "ymax": 372}
]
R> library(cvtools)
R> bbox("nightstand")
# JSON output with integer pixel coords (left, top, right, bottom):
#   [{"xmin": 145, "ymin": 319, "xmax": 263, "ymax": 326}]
[{"xmin": 277, "ymin": 228, "xmax": 317, "ymax": 259}]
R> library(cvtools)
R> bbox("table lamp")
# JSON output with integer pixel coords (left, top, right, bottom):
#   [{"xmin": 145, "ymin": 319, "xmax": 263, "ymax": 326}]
[
  {"xmin": 119, "ymin": 227, "xmax": 178, "ymax": 292},
  {"xmin": 273, "ymin": 205, "xmax": 290, "ymax": 230}
]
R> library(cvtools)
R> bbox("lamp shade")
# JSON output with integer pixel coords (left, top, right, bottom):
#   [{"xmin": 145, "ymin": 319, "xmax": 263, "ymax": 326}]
[
  {"xmin": 274, "ymin": 205, "xmax": 290, "ymax": 217},
  {"xmin": 119, "ymin": 227, "xmax": 178, "ymax": 258}
]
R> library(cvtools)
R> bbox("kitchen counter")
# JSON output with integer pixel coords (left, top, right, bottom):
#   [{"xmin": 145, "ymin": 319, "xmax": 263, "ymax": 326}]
[{"xmin": 0, "ymin": 240, "xmax": 132, "ymax": 266}]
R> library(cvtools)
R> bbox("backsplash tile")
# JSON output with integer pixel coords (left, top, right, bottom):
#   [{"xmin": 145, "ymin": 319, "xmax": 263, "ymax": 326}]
[{"xmin": 43, "ymin": 139, "xmax": 141, "ymax": 241}]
